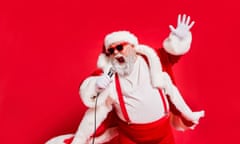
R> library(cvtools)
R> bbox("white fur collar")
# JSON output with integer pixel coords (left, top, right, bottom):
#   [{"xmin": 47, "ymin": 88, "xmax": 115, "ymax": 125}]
[{"xmin": 97, "ymin": 44, "xmax": 165, "ymax": 88}]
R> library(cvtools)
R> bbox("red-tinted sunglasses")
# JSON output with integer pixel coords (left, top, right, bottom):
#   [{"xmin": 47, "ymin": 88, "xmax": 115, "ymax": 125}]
[{"xmin": 107, "ymin": 42, "xmax": 129, "ymax": 55}]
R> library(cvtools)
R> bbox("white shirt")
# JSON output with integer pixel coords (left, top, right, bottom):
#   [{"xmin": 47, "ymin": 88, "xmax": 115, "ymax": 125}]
[{"xmin": 113, "ymin": 56, "xmax": 168, "ymax": 123}]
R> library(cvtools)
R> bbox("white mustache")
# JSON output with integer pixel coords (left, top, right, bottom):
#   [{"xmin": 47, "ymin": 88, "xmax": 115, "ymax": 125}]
[{"xmin": 114, "ymin": 53, "xmax": 124, "ymax": 58}]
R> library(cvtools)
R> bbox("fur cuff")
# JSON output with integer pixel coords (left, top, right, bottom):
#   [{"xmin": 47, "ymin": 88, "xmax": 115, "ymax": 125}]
[{"xmin": 163, "ymin": 32, "xmax": 192, "ymax": 55}]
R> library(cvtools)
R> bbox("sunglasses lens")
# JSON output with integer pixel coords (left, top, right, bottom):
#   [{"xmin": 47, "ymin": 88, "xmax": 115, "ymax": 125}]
[
  {"xmin": 116, "ymin": 45, "xmax": 123, "ymax": 51},
  {"xmin": 107, "ymin": 48, "xmax": 114, "ymax": 54}
]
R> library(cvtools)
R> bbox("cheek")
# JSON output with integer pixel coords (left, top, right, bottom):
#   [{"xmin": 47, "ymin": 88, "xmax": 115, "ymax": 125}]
[
  {"xmin": 121, "ymin": 47, "xmax": 131, "ymax": 56},
  {"xmin": 125, "ymin": 47, "xmax": 136, "ymax": 57},
  {"xmin": 109, "ymin": 56, "xmax": 115, "ymax": 61}
]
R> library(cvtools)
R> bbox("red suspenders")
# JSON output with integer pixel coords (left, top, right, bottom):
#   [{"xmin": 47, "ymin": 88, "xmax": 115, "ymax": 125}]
[
  {"xmin": 115, "ymin": 74, "xmax": 131, "ymax": 123},
  {"xmin": 158, "ymin": 88, "xmax": 168, "ymax": 115},
  {"xmin": 115, "ymin": 74, "xmax": 168, "ymax": 123}
]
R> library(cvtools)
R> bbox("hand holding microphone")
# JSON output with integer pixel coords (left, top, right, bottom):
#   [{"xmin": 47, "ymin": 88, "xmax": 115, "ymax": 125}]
[{"xmin": 96, "ymin": 68, "xmax": 115, "ymax": 91}]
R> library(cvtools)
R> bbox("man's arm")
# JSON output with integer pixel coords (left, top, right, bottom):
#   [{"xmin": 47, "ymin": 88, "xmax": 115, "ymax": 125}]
[
  {"xmin": 163, "ymin": 14, "xmax": 195, "ymax": 56},
  {"xmin": 158, "ymin": 14, "xmax": 195, "ymax": 82}
]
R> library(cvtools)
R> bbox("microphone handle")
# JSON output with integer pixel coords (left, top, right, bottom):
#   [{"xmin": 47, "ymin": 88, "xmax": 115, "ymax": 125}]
[{"xmin": 107, "ymin": 67, "xmax": 115, "ymax": 78}]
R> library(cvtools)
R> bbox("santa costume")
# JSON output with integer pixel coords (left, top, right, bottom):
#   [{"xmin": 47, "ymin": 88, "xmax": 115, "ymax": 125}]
[{"xmin": 46, "ymin": 17, "xmax": 204, "ymax": 144}]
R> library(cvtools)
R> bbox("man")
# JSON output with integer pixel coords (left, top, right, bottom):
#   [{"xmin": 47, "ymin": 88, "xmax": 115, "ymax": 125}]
[{"xmin": 46, "ymin": 14, "xmax": 204, "ymax": 144}]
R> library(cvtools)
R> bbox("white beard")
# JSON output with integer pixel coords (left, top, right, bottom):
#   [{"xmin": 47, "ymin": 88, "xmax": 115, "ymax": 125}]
[{"xmin": 111, "ymin": 54, "xmax": 135, "ymax": 77}]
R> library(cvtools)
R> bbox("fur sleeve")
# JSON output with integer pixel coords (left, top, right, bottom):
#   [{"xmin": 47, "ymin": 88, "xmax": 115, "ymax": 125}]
[{"xmin": 160, "ymin": 72, "xmax": 205, "ymax": 130}]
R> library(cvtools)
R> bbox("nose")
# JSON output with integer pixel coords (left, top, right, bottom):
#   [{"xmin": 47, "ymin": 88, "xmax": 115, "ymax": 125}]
[{"xmin": 113, "ymin": 49, "xmax": 119, "ymax": 55}]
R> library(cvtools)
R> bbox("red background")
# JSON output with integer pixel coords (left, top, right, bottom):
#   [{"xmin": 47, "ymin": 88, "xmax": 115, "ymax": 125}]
[{"xmin": 0, "ymin": 0, "xmax": 239, "ymax": 144}]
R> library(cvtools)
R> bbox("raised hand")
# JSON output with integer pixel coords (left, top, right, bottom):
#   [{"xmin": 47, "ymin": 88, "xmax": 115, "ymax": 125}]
[{"xmin": 169, "ymin": 14, "xmax": 195, "ymax": 39}]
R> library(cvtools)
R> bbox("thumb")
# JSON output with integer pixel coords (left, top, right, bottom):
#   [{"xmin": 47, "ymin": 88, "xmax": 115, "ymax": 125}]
[{"xmin": 169, "ymin": 25, "xmax": 176, "ymax": 33}]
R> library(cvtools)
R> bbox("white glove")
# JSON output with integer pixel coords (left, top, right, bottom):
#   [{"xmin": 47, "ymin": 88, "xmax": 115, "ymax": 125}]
[
  {"xmin": 96, "ymin": 74, "xmax": 112, "ymax": 91},
  {"xmin": 169, "ymin": 14, "xmax": 195, "ymax": 39}
]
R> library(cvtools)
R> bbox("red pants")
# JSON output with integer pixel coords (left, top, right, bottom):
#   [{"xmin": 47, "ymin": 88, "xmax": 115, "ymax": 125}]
[{"xmin": 117, "ymin": 115, "xmax": 175, "ymax": 144}]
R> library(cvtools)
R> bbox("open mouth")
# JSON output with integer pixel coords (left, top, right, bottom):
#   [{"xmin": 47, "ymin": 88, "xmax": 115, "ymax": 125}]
[{"xmin": 115, "ymin": 56, "xmax": 125, "ymax": 64}]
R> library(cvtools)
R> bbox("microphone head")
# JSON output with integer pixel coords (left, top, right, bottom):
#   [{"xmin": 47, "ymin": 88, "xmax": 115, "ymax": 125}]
[{"xmin": 107, "ymin": 67, "xmax": 116, "ymax": 78}]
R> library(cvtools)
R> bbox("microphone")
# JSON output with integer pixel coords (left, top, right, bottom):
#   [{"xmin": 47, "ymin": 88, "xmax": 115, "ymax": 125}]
[
  {"xmin": 107, "ymin": 67, "xmax": 115, "ymax": 78},
  {"xmin": 92, "ymin": 67, "xmax": 115, "ymax": 144}
]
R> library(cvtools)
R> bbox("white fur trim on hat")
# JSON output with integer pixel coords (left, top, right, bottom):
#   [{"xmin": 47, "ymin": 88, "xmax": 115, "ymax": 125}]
[{"xmin": 104, "ymin": 31, "xmax": 138, "ymax": 49}]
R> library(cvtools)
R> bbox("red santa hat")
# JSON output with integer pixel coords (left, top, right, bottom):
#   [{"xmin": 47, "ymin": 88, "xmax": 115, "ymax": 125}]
[{"xmin": 104, "ymin": 31, "xmax": 139, "ymax": 49}]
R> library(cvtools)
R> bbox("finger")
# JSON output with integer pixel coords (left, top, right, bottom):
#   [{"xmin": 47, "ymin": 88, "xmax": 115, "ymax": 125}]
[
  {"xmin": 169, "ymin": 25, "xmax": 176, "ymax": 33},
  {"xmin": 103, "ymin": 82, "xmax": 108, "ymax": 88},
  {"xmin": 188, "ymin": 21, "xmax": 195, "ymax": 29},
  {"xmin": 177, "ymin": 14, "xmax": 181, "ymax": 25},
  {"xmin": 186, "ymin": 16, "xmax": 191, "ymax": 25},
  {"xmin": 182, "ymin": 14, "xmax": 186, "ymax": 24}
]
